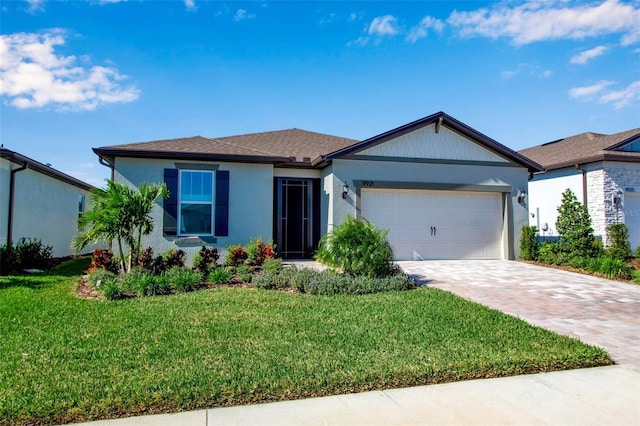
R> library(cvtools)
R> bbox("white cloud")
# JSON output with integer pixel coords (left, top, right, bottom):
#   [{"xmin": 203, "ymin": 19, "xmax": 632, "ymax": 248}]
[
  {"xmin": 25, "ymin": 0, "xmax": 45, "ymax": 13},
  {"xmin": 599, "ymin": 81, "xmax": 640, "ymax": 109},
  {"xmin": 0, "ymin": 31, "xmax": 140, "ymax": 111},
  {"xmin": 406, "ymin": 16, "xmax": 444, "ymax": 43},
  {"xmin": 501, "ymin": 69, "xmax": 519, "ymax": 79},
  {"xmin": 570, "ymin": 45, "xmax": 608, "ymax": 64},
  {"xmin": 234, "ymin": 9, "xmax": 256, "ymax": 21},
  {"xmin": 184, "ymin": 0, "xmax": 196, "ymax": 12},
  {"xmin": 368, "ymin": 15, "xmax": 399, "ymax": 36},
  {"xmin": 538, "ymin": 69, "xmax": 553, "ymax": 79},
  {"xmin": 569, "ymin": 80, "xmax": 613, "ymax": 98},
  {"xmin": 448, "ymin": 0, "xmax": 640, "ymax": 46}
]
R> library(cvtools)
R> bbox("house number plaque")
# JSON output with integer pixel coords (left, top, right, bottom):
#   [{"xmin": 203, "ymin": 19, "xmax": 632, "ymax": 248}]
[{"xmin": 362, "ymin": 180, "xmax": 375, "ymax": 187}]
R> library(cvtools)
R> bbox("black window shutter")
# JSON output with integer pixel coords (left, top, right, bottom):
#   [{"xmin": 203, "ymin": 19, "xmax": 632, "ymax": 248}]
[
  {"xmin": 215, "ymin": 170, "xmax": 229, "ymax": 236},
  {"xmin": 163, "ymin": 168, "xmax": 179, "ymax": 237}
]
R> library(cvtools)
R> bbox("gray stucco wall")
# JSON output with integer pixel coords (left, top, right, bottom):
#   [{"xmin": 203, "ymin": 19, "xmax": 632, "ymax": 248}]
[
  {"xmin": 322, "ymin": 158, "xmax": 530, "ymax": 260},
  {"xmin": 114, "ymin": 157, "xmax": 275, "ymax": 262}
]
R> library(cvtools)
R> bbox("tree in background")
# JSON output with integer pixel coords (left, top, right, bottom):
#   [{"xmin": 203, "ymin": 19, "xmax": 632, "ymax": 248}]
[{"xmin": 555, "ymin": 188, "xmax": 598, "ymax": 259}]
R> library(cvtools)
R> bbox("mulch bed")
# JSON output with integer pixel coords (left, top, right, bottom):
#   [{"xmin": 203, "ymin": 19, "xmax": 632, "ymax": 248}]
[{"xmin": 76, "ymin": 277, "xmax": 103, "ymax": 300}]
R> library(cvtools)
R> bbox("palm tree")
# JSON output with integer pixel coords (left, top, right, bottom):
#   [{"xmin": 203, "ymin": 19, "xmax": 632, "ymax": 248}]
[{"xmin": 73, "ymin": 180, "xmax": 168, "ymax": 273}]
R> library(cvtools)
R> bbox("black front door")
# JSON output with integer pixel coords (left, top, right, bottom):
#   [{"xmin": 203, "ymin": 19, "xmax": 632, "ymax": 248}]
[{"xmin": 275, "ymin": 178, "xmax": 318, "ymax": 258}]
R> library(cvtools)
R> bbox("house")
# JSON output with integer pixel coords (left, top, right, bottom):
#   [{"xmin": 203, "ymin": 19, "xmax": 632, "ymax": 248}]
[
  {"xmin": 519, "ymin": 128, "xmax": 640, "ymax": 248},
  {"xmin": 0, "ymin": 147, "xmax": 95, "ymax": 257},
  {"xmin": 93, "ymin": 112, "xmax": 542, "ymax": 261}
]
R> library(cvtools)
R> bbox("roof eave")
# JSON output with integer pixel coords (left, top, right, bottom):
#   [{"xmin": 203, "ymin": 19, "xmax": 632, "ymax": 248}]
[
  {"xmin": 542, "ymin": 153, "xmax": 640, "ymax": 171},
  {"xmin": 1, "ymin": 148, "xmax": 94, "ymax": 191},
  {"xmin": 92, "ymin": 148, "xmax": 291, "ymax": 165}
]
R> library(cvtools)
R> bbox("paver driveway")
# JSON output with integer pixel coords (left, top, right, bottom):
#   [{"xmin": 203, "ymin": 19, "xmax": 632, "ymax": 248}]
[{"xmin": 399, "ymin": 260, "xmax": 640, "ymax": 373}]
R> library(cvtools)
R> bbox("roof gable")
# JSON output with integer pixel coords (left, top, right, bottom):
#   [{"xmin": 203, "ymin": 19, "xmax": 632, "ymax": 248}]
[
  {"xmin": 322, "ymin": 112, "xmax": 542, "ymax": 172},
  {"xmin": 355, "ymin": 123, "xmax": 510, "ymax": 163},
  {"xmin": 519, "ymin": 128, "xmax": 640, "ymax": 170}
]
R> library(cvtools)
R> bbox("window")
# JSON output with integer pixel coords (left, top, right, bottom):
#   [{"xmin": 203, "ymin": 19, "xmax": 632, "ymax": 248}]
[
  {"xmin": 78, "ymin": 195, "xmax": 85, "ymax": 230},
  {"xmin": 179, "ymin": 170, "xmax": 214, "ymax": 235}
]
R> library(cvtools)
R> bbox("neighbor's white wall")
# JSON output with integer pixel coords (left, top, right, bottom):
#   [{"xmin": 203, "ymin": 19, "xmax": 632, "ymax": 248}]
[
  {"xmin": 0, "ymin": 159, "xmax": 11, "ymax": 246},
  {"xmin": 114, "ymin": 157, "xmax": 274, "ymax": 262},
  {"xmin": 528, "ymin": 169, "xmax": 584, "ymax": 237},
  {"xmin": 9, "ymin": 167, "xmax": 93, "ymax": 257}
]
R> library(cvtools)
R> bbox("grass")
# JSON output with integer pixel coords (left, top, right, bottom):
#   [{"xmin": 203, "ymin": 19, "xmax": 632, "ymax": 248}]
[{"xmin": 0, "ymin": 258, "xmax": 611, "ymax": 425}]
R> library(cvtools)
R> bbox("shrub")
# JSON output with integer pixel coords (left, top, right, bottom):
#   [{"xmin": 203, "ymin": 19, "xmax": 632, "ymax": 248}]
[
  {"xmin": 166, "ymin": 267, "xmax": 202, "ymax": 293},
  {"xmin": 315, "ymin": 215, "xmax": 395, "ymax": 278},
  {"xmin": 14, "ymin": 238, "xmax": 53, "ymax": 270},
  {"xmin": 556, "ymin": 189, "xmax": 598, "ymax": 259},
  {"xmin": 225, "ymin": 245, "xmax": 249, "ymax": 266},
  {"xmin": 262, "ymin": 258, "xmax": 283, "ymax": 275},
  {"xmin": 234, "ymin": 264, "xmax": 254, "ymax": 283},
  {"xmin": 192, "ymin": 246, "xmax": 220, "ymax": 278},
  {"xmin": 87, "ymin": 248, "xmax": 118, "ymax": 274},
  {"xmin": 100, "ymin": 277, "xmax": 126, "ymax": 300},
  {"xmin": 136, "ymin": 247, "xmax": 156, "ymax": 272},
  {"xmin": 0, "ymin": 243, "xmax": 18, "ymax": 275},
  {"xmin": 246, "ymin": 238, "xmax": 275, "ymax": 266},
  {"xmin": 537, "ymin": 242, "xmax": 572, "ymax": 265},
  {"xmin": 209, "ymin": 267, "xmax": 233, "ymax": 284},
  {"xmin": 576, "ymin": 256, "xmax": 632, "ymax": 280},
  {"xmin": 253, "ymin": 267, "xmax": 416, "ymax": 295},
  {"xmin": 606, "ymin": 223, "xmax": 631, "ymax": 260},
  {"xmin": 519, "ymin": 225, "xmax": 539, "ymax": 261},
  {"xmin": 87, "ymin": 268, "xmax": 116, "ymax": 288},
  {"xmin": 163, "ymin": 249, "xmax": 186, "ymax": 270}
]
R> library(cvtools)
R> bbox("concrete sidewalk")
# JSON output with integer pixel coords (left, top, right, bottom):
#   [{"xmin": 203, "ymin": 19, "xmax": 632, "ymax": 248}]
[{"xmin": 75, "ymin": 366, "xmax": 640, "ymax": 426}]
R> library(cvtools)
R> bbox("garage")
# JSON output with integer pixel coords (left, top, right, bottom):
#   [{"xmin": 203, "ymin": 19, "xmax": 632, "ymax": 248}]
[{"xmin": 361, "ymin": 188, "xmax": 504, "ymax": 260}]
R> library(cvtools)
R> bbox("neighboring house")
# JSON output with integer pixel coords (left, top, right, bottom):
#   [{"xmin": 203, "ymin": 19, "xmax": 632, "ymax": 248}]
[
  {"xmin": 519, "ymin": 128, "xmax": 640, "ymax": 248},
  {"xmin": 93, "ymin": 112, "xmax": 542, "ymax": 261},
  {"xmin": 0, "ymin": 147, "xmax": 95, "ymax": 257}
]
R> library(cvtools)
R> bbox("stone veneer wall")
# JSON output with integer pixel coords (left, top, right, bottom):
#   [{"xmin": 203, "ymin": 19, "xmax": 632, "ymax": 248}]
[
  {"xmin": 587, "ymin": 169, "xmax": 606, "ymax": 242},
  {"xmin": 592, "ymin": 166, "xmax": 640, "ymax": 246}
]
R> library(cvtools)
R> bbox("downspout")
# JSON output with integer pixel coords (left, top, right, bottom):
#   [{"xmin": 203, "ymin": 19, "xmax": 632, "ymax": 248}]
[
  {"xmin": 98, "ymin": 156, "xmax": 114, "ymax": 181},
  {"xmin": 575, "ymin": 164, "xmax": 587, "ymax": 207},
  {"xmin": 8, "ymin": 162, "xmax": 28, "ymax": 246}
]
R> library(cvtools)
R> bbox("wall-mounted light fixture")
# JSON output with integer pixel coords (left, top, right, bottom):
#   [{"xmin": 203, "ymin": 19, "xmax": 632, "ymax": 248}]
[
  {"xmin": 342, "ymin": 183, "xmax": 349, "ymax": 199},
  {"xmin": 613, "ymin": 190, "xmax": 623, "ymax": 207},
  {"xmin": 517, "ymin": 188, "xmax": 527, "ymax": 204}
]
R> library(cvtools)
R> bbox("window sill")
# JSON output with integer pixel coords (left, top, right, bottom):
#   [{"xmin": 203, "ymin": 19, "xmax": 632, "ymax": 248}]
[{"xmin": 174, "ymin": 236, "xmax": 217, "ymax": 246}]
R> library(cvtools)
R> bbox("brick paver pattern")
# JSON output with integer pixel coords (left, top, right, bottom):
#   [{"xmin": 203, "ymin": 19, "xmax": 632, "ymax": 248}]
[{"xmin": 399, "ymin": 260, "xmax": 640, "ymax": 373}]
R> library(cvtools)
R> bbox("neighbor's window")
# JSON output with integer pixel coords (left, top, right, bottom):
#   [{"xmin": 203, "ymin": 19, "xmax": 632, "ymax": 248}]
[
  {"xmin": 179, "ymin": 170, "xmax": 214, "ymax": 235},
  {"xmin": 78, "ymin": 195, "xmax": 85, "ymax": 230}
]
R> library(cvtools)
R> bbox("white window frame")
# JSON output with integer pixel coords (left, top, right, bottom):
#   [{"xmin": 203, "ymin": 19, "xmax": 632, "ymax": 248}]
[{"xmin": 178, "ymin": 169, "xmax": 215, "ymax": 236}]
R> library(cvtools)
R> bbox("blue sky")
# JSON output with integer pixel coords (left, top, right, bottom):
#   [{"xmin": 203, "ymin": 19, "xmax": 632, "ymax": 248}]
[{"xmin": 1, "ymin": 0, "xmax": 639, "ymax": 186}]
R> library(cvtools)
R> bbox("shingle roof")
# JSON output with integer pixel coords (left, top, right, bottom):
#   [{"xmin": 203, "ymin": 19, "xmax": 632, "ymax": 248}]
[
  {"xmin": 519, "ymin": 128, "xmax": 640, "ymax": 170},
  {"xmin": 94, "ymin": 129, "xmax": 358, "ymax": 165},
  {"xmin": 0, "ymin": 147, "xmax": 94, "ymax": 191}
]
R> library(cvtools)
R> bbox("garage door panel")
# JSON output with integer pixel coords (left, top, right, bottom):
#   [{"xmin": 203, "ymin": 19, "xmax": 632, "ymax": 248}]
[{"xmin": 361, "ymin": 189, "xmax": 502, "ymax": 260}]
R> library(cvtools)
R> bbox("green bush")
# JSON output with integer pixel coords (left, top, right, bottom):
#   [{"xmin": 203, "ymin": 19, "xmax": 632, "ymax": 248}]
[
  {"xmin": 315, "ymin": 215, "xmax": 396, "ymax": 278},
  {"xmin": 262, "ymin": 258, "xmax": 283, "ymax": 275},
  {"xmin": 575, "ymin": 256, "xmax": 632, "ymax": 280},
  {"xmin": 100, "ymin": 277, "xmax": 126, "ymax": 300},
  {"xmin": 556, "ymin": 189, "xmax": 598, "ymax": 259},
  {"xmin": 606, "ymin": 223, "xmax": 631, "ymax": 260},
  {"xmin": 87, "ymin": 268, "xmax": 116, "ymax": 288},
  {"xmin": 253, "ymin": 267, "xmax": 416, "ymax": 295},
  {"xmin": 234, "ymin": 264, "xmax": 254, "ymax": 283},
  {"xmin": 0, "ymin": 238, "xmax": 54, "ymax": 274},
  {"xmin": 519, "ymin": 225, "xmax": 539, "ymax": 260},
  {"xmin": 166, "ymin": 267, "xmax": 202, "ymax": 292},
  {"xmin": 538, "ymin": 242, "xmax": 572, "ymax": 265},
  {"xmin": 209, "ymin": 267, "xmax": 233, "ymax": 284}
]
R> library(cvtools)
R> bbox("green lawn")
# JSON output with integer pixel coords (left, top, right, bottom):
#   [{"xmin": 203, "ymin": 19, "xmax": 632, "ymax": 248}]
[{"xmin": 0, "ymin": 259, "xmax": 611, "ymax": 425}]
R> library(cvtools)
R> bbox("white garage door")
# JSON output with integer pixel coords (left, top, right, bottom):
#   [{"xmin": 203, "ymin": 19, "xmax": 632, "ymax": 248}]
[
  {"xmin": 361, "ymin": 189, "xmax": 503, "ymax": 260},
  {"xmin": 624, "ymin": 194, "xmax": 640, "ymax": 250}
]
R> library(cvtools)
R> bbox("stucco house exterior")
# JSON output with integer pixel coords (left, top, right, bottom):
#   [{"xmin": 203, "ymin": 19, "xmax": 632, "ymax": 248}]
[
  {"xmin": 519, "ymin": 128, "xmax": 640, "ymax": 248},
  {"xmin": 93, "ymin": 112, "xmax": 542, "ymax": 261},
  {"xmin": 0, "ymin": 147, "xmax": 95, "ymax": 258}
]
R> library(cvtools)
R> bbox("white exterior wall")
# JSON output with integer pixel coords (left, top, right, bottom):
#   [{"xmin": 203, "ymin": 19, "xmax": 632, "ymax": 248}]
[
  {"xmin": 529, "ymin": 161, "xmax": 640, "ymax": 246},
  {"xmin": 114, "ymin": 157, "xmax": 274, "ymax": 262},
  {"xmin": 0, "ymin": 159, "xmax": 10, "ymax": 247},
  {"xmin": 0, "ymin": 159, "xmax": 94, "ymax": 257}
]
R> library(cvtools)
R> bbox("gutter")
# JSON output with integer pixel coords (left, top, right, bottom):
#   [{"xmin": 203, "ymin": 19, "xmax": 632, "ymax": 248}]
[
  {"xmin": 98, "ymin": 155, "xmax": 115, "ymax": 181},
  {"xmin": 575, "ymin": 164, "xmax": 588, "ymax": 206},
  {"xmin": 8, "ymin": 162, "xmax": 28, "ymax": 246}
]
